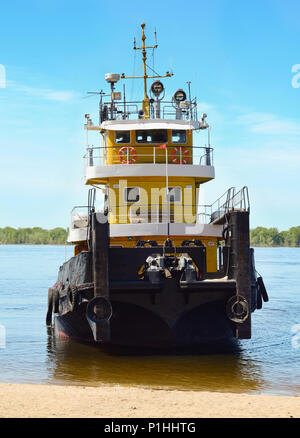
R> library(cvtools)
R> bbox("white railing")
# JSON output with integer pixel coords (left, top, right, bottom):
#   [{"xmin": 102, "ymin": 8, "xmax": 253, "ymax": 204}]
[
  {"xmin": 200, "ymin": 187, "xmax": 250, "ymax": 223},
  {"xmin": 99, "ymin": 99, "xmax": 198, "ymax": 122},
  {"xmin": 84, "ymin": 145, "xmax": 213, "ymax": 167},
  {"xmin": 68, "ymin": 188, "xmax": 249, "ymax": 231},
  {"xmin": 70, "ymin": 206, "xmax": 89, "ymax": 229},
  {"xmin": 108, "ymin": 203, "xmax": 201, "ymax": 224}
]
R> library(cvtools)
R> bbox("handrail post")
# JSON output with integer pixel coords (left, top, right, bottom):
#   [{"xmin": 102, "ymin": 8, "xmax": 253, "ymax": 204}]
[{"xmin": 88, "ymin": 148, "xmax": 94, "ymax": 167}]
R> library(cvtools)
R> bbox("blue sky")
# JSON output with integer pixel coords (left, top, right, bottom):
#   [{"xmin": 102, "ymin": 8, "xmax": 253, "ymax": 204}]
[{"xmin": 0, "ymin": 0, "xmax": 300, "ymax": 230}]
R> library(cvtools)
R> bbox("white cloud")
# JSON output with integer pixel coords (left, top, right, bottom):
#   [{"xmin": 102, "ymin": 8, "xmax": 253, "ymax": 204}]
[
  {"xmin": 7, "ymin": 79, "xmax": 81, "ymax": 102},
  {"xmin": 235, "ymin": 111, "xmax": 300, "ymax": 136}
]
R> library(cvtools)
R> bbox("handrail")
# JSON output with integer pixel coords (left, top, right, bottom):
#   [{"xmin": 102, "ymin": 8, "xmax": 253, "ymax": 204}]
[
  {"xmin": 70, "ymin": 206, "xmax": 89, "ymax": 230},
  {"xmin": 84, "ymin": 145, "xmax": 214, "ymax": 166},
  {"xmin": 209, "ymin": 186, "xmax": 250, "ymax": 222},
  {"xmin": 70, "ymin": 203, "xmax": 212, "ymax": 226},
  {"xmin": 100, "ymin": 99, "xmax": 198, "ymax": 121},
  {"xmin": 100, "ymin": 203, "xmax": 208, "ymax": 225},
  {"xmin": 69, "ymin": 188, "xmax": 250, "ymax": 228},
  {"xmin": 230, "ymin": 186, "xmax": 250, "ymax": 212}
]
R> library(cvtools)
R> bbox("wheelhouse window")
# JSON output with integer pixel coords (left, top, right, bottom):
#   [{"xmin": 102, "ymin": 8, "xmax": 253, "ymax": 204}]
[
  {"xmin": 167, "ymin": 187, "xmax": 181, "ymax": 203},
  {"xmin": 171, "ymin": 130, "xmax": 186, "ymax": 143},
  {"xmin": 124, "ymin": 187, "xmax": 140, "ymax": 203},
  {"xmin": 115, "ymin": 131, "xmax": 130, "ymax": 144},
  {"xmin": 135, "ymin": 129, "xmax": 167, "ymax": 144}
]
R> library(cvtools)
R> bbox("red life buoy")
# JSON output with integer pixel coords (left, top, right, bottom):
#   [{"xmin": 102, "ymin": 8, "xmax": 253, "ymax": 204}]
[
  {"xmin": 171, "ymin": 147, "xmax": 189, "ymax": 164},
  {"xmin": 118, "ymin": 146, "xmax": 137, "ymax": 164}
]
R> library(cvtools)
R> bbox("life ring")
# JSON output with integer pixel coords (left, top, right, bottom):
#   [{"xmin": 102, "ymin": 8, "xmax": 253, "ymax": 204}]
[
  {"xmin": 118, "ymin": 146, "xmax": 137, "ymax": 164},
  {"xmin": 171, "ymin": 147, "xmax": 189, "ymax": 164}
]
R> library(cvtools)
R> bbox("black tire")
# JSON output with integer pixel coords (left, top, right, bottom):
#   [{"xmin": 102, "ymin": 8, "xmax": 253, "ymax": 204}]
[
  {"xmin": 67, "ymin": 284, "xmax": 80, "ymax": 312},
  {"xmin": 256, "ymin": 286, "xmax": 263, "ymax": 310},
  {"xmin": 46, "ymin": 288, "xmax": 53, "ymax": 325},
  {"xmin": 52, "ymin": 289, "xmax": 60, "ymax": 314},
  {"xmin": 257, "ymin": 277, "xmax": 269, "ymax": 302},
  {"xmin": 86, "ymin": 296, "xmax": 112, "ymax": 323}
]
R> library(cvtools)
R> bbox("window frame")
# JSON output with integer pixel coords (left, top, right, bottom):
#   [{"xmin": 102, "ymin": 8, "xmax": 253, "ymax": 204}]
[
  {"xmin": 115, "ymin": 130, "xmax": 131, "ymax": 144},
  {"xmin": 166, "ymin": 186, "xmax": 182, "ymax": 203},
  {"xmin": 135, "ymin": 129, "xmax": 168, "ymax": 144},
  {"xmin": 171, "ymin": 130, "xmax": 187, "ymax": 144},
  {"xmin": 124, "ymin": 187, "xmax": 141, "ymax": 203}
]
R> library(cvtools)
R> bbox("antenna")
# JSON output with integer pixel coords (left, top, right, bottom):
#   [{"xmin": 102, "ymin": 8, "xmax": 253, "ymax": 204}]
[
  {"xmin": 121, "ymin": 23, "xmax": 173, "ymax": 119},
  {"xmin": 186, "ymin": 81, "xmax": 192, "ymax": 119},
  {"xmin": 152, "ymin": 28, "xmax": 157, "ymax": 72},
  {"xmin": 87, "ymin": 90, "xmax": 105, "ymax": 124},
  {"xmin": 123, "ymin": 83, "xmax": 126, "ymax": 119},
  {"xmin": 186, "ymin": 81, "xmax": 191, "ymax": 102}
]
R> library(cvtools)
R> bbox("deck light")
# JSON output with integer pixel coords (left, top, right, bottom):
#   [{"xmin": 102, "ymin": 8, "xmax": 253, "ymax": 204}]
[
  {"xmin": 150, "ymin": 81, "xmax": 164, "ymax": 97},
  {"xmin": 173, "ymin": 89, "xmax": 187, "ymax": 103}
]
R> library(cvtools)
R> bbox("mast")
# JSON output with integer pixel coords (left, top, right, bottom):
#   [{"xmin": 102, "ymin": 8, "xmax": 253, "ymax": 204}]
[
  {"xmin": 121, "ymin": 23, "xmax": 173, "ymax": 119},
  {"xmin": 141, "ymin": 23, "xmax": 150, "ymax": 117}
]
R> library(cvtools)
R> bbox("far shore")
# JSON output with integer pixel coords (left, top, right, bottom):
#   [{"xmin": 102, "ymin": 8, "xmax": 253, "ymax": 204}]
[
  {"xmin": 0, "ymin": 382, "xmax": 299, "ymax": 418},
  {"xmin": 0, "ymin": 243, "xmax": 300, "ymax": 248},
  {"xmin": 0, "ymin": 243, "xmax": 71, "ymax": 246}
]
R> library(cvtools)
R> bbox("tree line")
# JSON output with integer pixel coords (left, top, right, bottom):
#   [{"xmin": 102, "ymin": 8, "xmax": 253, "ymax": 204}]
[
  {"xmin": 250, "ymin": 226, "xmax": 300, "ymax": 247},
  {"xmin": 0, "ymin": 226, "xmax": 299, "ymax": 246},
  {"xmin": 0, "ymin": 227, "xmax": 68, "ymax": 245}
]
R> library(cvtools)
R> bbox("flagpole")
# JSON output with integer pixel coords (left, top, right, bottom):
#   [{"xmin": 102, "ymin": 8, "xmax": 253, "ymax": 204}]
[
  {"xmin": 166, "ymin": 146, "xmax": 169, "ymax": 239},
  {"xmin": 156, "ymin": 144, "xmax": 170, "ymax": 243}
]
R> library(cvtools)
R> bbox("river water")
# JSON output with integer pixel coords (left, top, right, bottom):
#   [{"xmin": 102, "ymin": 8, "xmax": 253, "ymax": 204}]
[{"xmin": 0, "ymin": 245, "xmax": 299, "ymax": 396}]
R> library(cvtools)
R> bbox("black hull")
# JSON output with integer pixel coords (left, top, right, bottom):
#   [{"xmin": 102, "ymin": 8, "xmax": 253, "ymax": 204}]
[
  {"xmin": 47, "ymin": 211, "xmax": 267, "ymax": 349},
  {"xmin": 54, "ymin": 296, "xmax": 236, "ymax": 348}
]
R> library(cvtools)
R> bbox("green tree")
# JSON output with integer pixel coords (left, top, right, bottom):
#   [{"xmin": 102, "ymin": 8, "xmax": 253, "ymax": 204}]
[{"xmin": 0, "ymin": 227, "xmax": 68, "ymax": 244}]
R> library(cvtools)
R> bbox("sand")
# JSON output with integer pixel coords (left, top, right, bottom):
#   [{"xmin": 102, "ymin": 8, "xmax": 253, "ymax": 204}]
[{"xmin": 0, "ymin": 382, "xmax": 299, "ymax": 418}]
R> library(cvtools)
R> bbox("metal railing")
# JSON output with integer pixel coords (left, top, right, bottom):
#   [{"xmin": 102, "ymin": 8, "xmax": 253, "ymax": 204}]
[
  {"xmin": 84, "ymin": 145, "xmax": 213, "ymax": 167},
  {"xmin": 108, "ymin": 203, "xmax": 199, "ymax": 224},
  {"xmin": 69, "ymin": 204, "xmax": 209, "ymax": 227},
  {"xmin": 100, "ymin": 99, "xmax": 198, "ymax": 122},
  {"xmin": 201, "ymin": 187, "xmax": 250, "ymax": 223},
  {"xmin": 69, "ymin": 188, "xmax": 250, "ymax": 230},
  {"xmin": 70, "ymin": 206, "xmax": 89, "ymax": 229}
]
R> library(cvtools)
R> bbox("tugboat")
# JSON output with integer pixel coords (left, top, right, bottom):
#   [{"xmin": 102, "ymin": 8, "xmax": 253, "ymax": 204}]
[{"xmin": 46, "ymin": 23, "xmax": 268, "ymax": 347}]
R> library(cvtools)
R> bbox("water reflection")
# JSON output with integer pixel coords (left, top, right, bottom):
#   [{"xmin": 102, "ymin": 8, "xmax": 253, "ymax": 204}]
[
  {"xmin": 46, "ymin": 327, "xmax": 264, "ymax": 393},
  {"xmin": 1, "ymin": 246, "xmax": 298, "ymax": 395}
]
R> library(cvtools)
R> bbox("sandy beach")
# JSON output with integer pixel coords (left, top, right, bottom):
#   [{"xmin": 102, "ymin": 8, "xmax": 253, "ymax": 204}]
[{"xmin": 0, "ymin": 382, "xmax": 299, "ymax": 418}]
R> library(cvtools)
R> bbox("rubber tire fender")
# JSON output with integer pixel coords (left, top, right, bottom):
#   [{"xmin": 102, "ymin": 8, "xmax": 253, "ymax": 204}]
[
  {"xmin": 52, "ymin": 289, "xmax": 60, "ymax": 314},
  {"xmin": 46, "ymin": 288, "xmax": 53, "ymax": 325},
  {"xmin": 256, "ymin": 286, "xmax": 263, "ymax": 310},
  {"xmin": 257, "ymin": 276, "xmax": 269, "ymax": 302},
  {"xmin": 67, "ymin": 285, "xmax": 80, "ymax": 312}
]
